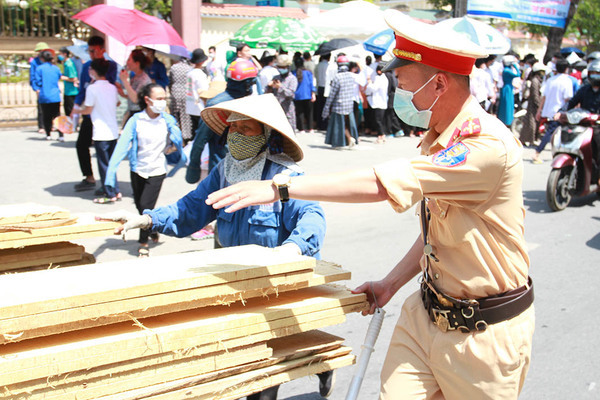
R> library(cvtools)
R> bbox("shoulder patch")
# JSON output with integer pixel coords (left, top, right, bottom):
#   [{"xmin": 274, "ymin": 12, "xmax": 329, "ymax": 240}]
[
  {"xmin": 459, "ymin": 117, "xmax": 481, "ymax": 138},
  {"xmin": 432, "ymin": 142, "xmax": 470, "ymax": 167}
]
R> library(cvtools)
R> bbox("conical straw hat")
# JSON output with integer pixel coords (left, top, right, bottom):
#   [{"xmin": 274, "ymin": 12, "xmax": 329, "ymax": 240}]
[{"xmin": 201, "ymin": 93, "xmax": 303, "ymax": 161}]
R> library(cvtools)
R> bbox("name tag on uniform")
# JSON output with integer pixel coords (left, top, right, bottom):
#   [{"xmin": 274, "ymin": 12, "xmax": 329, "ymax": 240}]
[{"xmin": 432, "ymin": 142, "xmax": 470, "ymax": 167}]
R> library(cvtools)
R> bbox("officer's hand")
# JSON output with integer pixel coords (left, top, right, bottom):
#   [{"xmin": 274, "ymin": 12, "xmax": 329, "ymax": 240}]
[
  {"xmin": 352, "ymin": 280, "xmax": 394, "ymax": 316},
  {"xmin": 206, "ymin": 180, "xmax": 278, "ymax": 213},
  {"xmin": 95, "ymin": 211, "xmax": 152, "ymax": 241}
]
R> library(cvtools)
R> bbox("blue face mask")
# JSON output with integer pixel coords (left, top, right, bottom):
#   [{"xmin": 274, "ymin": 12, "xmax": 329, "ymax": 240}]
[
  {"xmin": 277, "ymin": 68, "xmax": 288, "ymax": 75},
  {"xmin": 57, "ymin": 54, "xmax": 65, "ymax": 62},
  {"xmin": 393, "ymin": 73, "xmax": 439, "ymax": 129}
]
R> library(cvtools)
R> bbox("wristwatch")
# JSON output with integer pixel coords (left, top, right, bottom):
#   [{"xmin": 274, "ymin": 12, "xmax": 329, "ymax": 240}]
[{"xmin": 272, "ymin": 173, "xmax": 292, "ymax": 203}]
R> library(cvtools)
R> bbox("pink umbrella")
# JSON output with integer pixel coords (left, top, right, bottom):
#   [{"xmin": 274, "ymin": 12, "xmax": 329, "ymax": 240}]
[{"xmin": 72, "ymin": 4, "xmax": 185, "ymax": 48}]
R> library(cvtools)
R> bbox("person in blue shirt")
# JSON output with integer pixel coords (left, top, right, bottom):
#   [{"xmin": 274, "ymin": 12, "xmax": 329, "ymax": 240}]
[
  {"xmin": 33, "ymin": 50, "xmax": 63, "ymax": 141},
  {"xmin": 143, "ymin": 47, "xmax": 169, "ymax": 88},
  {"xmin": 30, "ymin": 42, "xmax": 49, "ymax": 133},
  {"xmin": 293, "ymin": 57, "xmax": 316, "ymax": 133}
]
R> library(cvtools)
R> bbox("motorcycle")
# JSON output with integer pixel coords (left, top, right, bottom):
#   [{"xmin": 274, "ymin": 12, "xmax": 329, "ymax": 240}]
[{"xmin": 546, "ymin": 108, "xmax": 600, "ymax": 211}]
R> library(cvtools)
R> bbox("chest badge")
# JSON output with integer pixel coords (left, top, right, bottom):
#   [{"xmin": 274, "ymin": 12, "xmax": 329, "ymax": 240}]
[{"xmin": 432, "ymin": 142, "xmax": 470, "ymax": 167}]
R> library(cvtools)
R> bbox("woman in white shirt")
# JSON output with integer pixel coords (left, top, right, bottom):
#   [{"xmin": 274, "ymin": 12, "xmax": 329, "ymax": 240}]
[
  {"xmin": 365, "ymin": 65, "xmax": 389, "ymax": 143},
  {"xmin": 104, "ymin": 83, "xmax": 186, "ymax": 257},
  {"xmin": 185, "ymin": 48, "xmax": 209, "ymax": 142}
]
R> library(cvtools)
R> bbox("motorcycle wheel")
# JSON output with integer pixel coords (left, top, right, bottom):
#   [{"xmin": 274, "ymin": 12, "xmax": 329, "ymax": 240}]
[{"xmin": 546, "ymin": 167, "xmax": 573, "ymax": 211}]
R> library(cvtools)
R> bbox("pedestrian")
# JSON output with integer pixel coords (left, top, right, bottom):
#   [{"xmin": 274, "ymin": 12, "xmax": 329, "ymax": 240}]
[
  {"xmin": 101, "ymin": 94, "xmax": 330, "ymax": 400},
  {"xmin": 206, "ymin": 10, "xmax": 535, "ymax": 400},
  {"xmin": 168, "ymin": 56, "xmax": 194, "ymax": 143},
  {"xmin": 497, "ymin": 55, "xmax": 521, "ymax": 127},
  {"xmin": 532, "ymin": 58, "xmax": 573, "ymax": 163},
  {"xmin": 57, "ymin": 47, "xmax": 79, "ymax": 117},
  {"xmin": 365, "ymin": 64, "xmax": 389, "ymax": 143},
  {"xmin": 258, "ymin": 55, "xmax": 278, "ymax": 94},
  {"xmin": 314, "ymin": 53, "xmax": 331, "ymax": 130},
  {"xmin": 30, "ymin": 42, "xmax": 49, "ymax": 134},
  {"xmin": 185, "ymin": 48, "xmax": 210, "ymax": 142},
  {"xmin": 33, "ymin": 50, "xmax": 63, "ymax": 141},
  {"xmin": 206, "ymin": 46, "xmax": 225, "ymax": 81},
  {"xmin": 470, "ymin": 58, "xmax": 496, "ymax": 112},
  {"xmin": 266, "ymin": 55, "xmax": 298, "ymax": 132},
  {"xmin": 520, "ymin": 62, "xmax": 545, "ymax": 146},
  {"xmin": 302, "ymin": 51, "xmax": 315, "ymax": 74},
  {"xmin": 103, "ymin": 83, "xmax": 186, "ymax": 257},
  {"xmin": 72, "ymin": 59, "xmax": 121, "ymax": 202},
  {"xmin": 293, "ymin": 57, "xmax": 316, "ymax": 133},
  {"xmin": 118, "ymin": 49, "xmax": 152, "ymax": 125},
  {"xmin": 383, "ymin": 66, "xmax": 403, "ymax": 137},
  {"xmin": 185, "ymin": 58, "xmax": 259, "ymax": 241},
  {"xmin": 349, "ymin": 61, "xmax": 366, "ymax": 135},
  {"xmin": 71, "ymin": 36, "xmax": 118, "ymax": 193},
  {"xmin": 322, "ymin": 55, "xmax": 359, "ymax": 149},
  {"xmin": 142, "ymin": 47, "xmax": 169, "ymax": 88}
]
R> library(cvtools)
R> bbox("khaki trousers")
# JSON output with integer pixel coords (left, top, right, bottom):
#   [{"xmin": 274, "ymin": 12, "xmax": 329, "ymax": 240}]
[{"xmin": 380, "ymin": 291, "xmax": 535, "ymax": 400}]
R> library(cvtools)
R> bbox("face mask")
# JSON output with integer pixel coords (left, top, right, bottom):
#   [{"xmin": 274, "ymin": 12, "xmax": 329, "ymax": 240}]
[
  {"xmin": 57, "ymin": 54, "xmax": 65, "ymax": 62},
  {"xmin": 149, "ymin": 98, "xmax": 167, "ymax": 114},
  {"xmin": 227, "ymin": 131, "xmax": 266, "ymax": 160},
  {"xmin": 393, "ymin": 74, "xmax": 439, "ymax": 129},
  {"xmin": 277, "ymin": 68, "xmax": 288, "ymax": 75}
]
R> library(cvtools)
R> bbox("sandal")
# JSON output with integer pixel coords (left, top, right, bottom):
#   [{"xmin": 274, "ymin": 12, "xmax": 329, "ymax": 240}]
[
  {"xmin": 93, "ymin": 196, "xmax": 118, "ymax": 204},
  {"xmin": 138, "ymin": 246, "xmax": 150, "ymax": 258}
]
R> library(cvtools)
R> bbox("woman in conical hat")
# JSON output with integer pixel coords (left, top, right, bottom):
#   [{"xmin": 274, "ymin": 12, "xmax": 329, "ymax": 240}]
[{"xmin": 110, "ymin": 93, "xmax": 325, "ymax": 262}]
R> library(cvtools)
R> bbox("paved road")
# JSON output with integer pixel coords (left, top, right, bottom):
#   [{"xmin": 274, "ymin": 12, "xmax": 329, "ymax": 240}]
[{"xmin": 0, "ymin": 127, "xmax": 598, "ymax": 399}]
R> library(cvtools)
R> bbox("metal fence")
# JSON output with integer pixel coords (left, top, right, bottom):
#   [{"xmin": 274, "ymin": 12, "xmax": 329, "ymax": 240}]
[{"xmin": 1, "ymin": 0, "xmax": 90, "ymax": 39}]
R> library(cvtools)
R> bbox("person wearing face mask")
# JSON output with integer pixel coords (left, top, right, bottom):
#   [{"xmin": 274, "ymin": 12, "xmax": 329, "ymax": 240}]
[
  {"xmin": 267, "ymin": 55, "xmax": 298, "ymax": 131},
  {"xmin": 567, "ymin": 58, "xmax": 600, "ymax": 184},
  {"xmin": 103, "ymin": 83, "xmax": 186, "ymax": 257},
  {"xmin": 206, "ymin": 10, "xmax": 535, "ymax": 400}
]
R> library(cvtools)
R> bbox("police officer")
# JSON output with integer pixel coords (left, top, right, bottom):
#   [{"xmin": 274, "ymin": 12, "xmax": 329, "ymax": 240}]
[{"xmin": 206, "ymin": 10, "xmax": 534, "ymax": 399}]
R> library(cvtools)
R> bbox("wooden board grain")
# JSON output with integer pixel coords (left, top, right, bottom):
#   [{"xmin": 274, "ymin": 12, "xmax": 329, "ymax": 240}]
[
  {"xmin": 0, "ymin": 245, "xmax": 315, "ymax": 319},
  {"xmin": 0, "ymin": 204, "xmax": 70, "ymax": 226},
  {"xmin": 0, "ymin": 213, "xmax": 119, "ymax": 249},
  {"xmin": 0, "ymin": 286, "xmax": 367, "ymax": 386},
  {"xmin": 0, "ymin": 261, "xmax": 348, "ymax": 344}
]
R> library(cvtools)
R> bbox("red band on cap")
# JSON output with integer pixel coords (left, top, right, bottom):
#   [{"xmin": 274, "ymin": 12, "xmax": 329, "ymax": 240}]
[{"xmin": 393, "ymin": 35, "xmax": 475, "ymax": 75}]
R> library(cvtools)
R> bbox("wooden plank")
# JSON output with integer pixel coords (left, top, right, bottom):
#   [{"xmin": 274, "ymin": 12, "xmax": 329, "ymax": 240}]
[
  {"xmin": 0, "ymin": 286, "xmax": 366, "ymax": 385},
  {"xmin": 1, "ymin": 253, "xmax": 96, "ymax": 275},
  {"xmin": 128, "ymin": 349, "xmax": 355, "ymax": 400},
  {"xmin": 0, "ymin": 204, "xmax": 70, "ymax": 226},
  {"xmin": 0, "ymin": 245, "xmax": 315, "ymax": 319},
  {"xmin": 3, "ymin": 343, "xmax": 272, "ymax": 400},
  {"xmin": 0, "ymin": 214, "xmax": 119, "ymax": 249},
  {"xmin": 0, "ymin": 261, "xmax": 347, "ymax": 344},
  {"xmin": 0, "ymin": 242, "xmax": 83, "ymax": 266},
  {"xmin": 8, "ymin": 331, "xmax": 344, "ymax": 400}
]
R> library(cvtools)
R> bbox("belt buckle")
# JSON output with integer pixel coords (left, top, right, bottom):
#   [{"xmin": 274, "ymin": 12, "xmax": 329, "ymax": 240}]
[{"xmin": 432, "ymin": 308, "xmax": 453, "ymax": 332}]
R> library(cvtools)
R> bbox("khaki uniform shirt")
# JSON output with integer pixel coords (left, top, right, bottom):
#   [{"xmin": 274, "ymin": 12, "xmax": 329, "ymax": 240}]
[{"xmin": 374, "ymin": 96, "xmax": 529, "ymax": 299}]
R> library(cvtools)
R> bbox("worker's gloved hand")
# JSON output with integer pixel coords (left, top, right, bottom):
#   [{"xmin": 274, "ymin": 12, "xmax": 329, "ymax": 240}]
[
  {"xmin": 96, "ymin": 211, "xmax": 152, "ymax": 241},
  {"xmin": 273, "ymin": 243, "xmax": 302, "ymax": 257}
]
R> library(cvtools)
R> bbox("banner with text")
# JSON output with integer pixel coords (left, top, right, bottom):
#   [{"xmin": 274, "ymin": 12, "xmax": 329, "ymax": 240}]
[{"xmin": 467, "ymin": 0, "xmax": 571, "ymax": 28}]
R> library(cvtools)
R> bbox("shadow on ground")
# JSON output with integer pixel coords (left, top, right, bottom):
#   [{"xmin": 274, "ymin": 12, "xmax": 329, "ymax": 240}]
[{"xmin": 523, "ymin": 190, "xmax": 598, "ymax": 214}]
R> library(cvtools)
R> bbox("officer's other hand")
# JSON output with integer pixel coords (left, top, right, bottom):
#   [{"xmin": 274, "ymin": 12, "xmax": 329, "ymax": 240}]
[
  {"xmin": 95, "ymin": 211, "xmax": 152, "ymax": 241},
  {"xmin": 352, "ymin": 280, "xmax": 393, "ymax": 316}
]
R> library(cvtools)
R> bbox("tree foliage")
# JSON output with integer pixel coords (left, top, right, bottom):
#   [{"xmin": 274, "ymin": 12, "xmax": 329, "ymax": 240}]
[{"xmin": 135, "ymin": 0, "xmax": 172, "ymax": 22}]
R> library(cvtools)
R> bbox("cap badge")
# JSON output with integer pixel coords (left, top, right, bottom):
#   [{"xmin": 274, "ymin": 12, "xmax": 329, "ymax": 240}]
[{"xmin": 393, "ymin": 48, "xmax": 422, "ymax": 62}]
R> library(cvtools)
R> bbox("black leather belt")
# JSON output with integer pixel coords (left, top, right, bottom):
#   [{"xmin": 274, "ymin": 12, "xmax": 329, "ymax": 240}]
[{"xmin": 420, "ymin": 277, "xmax": 534, "ymax": 333}]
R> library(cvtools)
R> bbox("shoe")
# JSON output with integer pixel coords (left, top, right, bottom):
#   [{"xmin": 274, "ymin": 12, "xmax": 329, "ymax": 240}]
[
  {"xmin": 57, "ymin": 137, "xmax": 65, "ymax": 142},
  {"xmin": 191, "ymin": 229, "xmax": 214, "ymax": 240},
  {"xmin": 138, "ymin": 246, "xmax": 150, "ymax": 258},
  {"xmin": 318, "ymin": 370, "xmax": 336, "ymax": 398},
  {"xmin": 74, "ymin": 179, "xmax": 96, "ymax": 191},
  {"xmin": 93, "ymin": 196, "xmax": 118, "ymax": 204},
  {"xmin": 348, "ymin": 137, "xmax": 357, "ymax": 148},
  {"xmin": 45, "ymin": 136, "xmax": 52, "ymax": 141}
]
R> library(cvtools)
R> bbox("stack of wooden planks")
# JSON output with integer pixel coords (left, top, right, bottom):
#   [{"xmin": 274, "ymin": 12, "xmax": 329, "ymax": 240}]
[
  {"xmin": 0, "ymin": 204, "xmax": 118, "ymax": 272},
  {"xmin": 0, "ymin": 244, "xmax": 368, "ymax": 399}
]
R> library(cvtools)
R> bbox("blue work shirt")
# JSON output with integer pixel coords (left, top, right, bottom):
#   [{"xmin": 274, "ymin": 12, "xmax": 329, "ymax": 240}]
[
  {"xmin": 293, "ymin": 69, "xmax": 315, "ymax": 101},
  {"xmin": 74, "ymin": 58, "xmax": 118, "ymax": 106},
  {"xmin": 34, "ymin": 62, "xmax": 62, "ymax": 104},
  {"xmin": 29, "ymin": 56, "xmax": 43, "ymax": 89},
  {"xmin": 146, "ymin": 159, "xmax": 326, "ymax": 258},
  {"xmin": 146, "ymin": 58, "xmax": 169, "ymax": 88}
]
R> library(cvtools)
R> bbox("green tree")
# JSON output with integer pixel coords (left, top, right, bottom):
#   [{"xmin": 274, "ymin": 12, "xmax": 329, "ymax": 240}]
[
  {"xmin": 570, "ymin": 0, "xmax": 600, "ymax": 49},
  {"xmin": 135, "ymin": 0, "xmax": 172, "ymax": 22}
]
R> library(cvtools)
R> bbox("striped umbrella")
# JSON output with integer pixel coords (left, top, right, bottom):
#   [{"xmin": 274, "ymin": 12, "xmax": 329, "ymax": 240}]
[{"xmin": 230, "ymin": 16, "xmax": 324, "ymax": 52}]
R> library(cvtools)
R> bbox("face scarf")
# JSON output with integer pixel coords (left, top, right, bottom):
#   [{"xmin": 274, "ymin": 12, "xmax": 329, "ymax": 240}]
[{"xmin": 224, "ymin": 126, "xmax": 270, "ymax": 185}]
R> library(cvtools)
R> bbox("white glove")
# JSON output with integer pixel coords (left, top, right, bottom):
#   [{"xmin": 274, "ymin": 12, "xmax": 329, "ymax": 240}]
[{"xmin": 97, "ymin": 210, "xmax": 152, "ymax": 241}]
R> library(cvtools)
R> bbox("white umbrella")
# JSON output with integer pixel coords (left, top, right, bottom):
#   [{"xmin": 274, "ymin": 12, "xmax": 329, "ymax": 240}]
[
  {"xmin": 436, "ymin": 16, "xmax": 510, "ymax": 55},
  {"xmin": 305, "ymin": 0, "xmax": 386, "ymax": 40}
]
